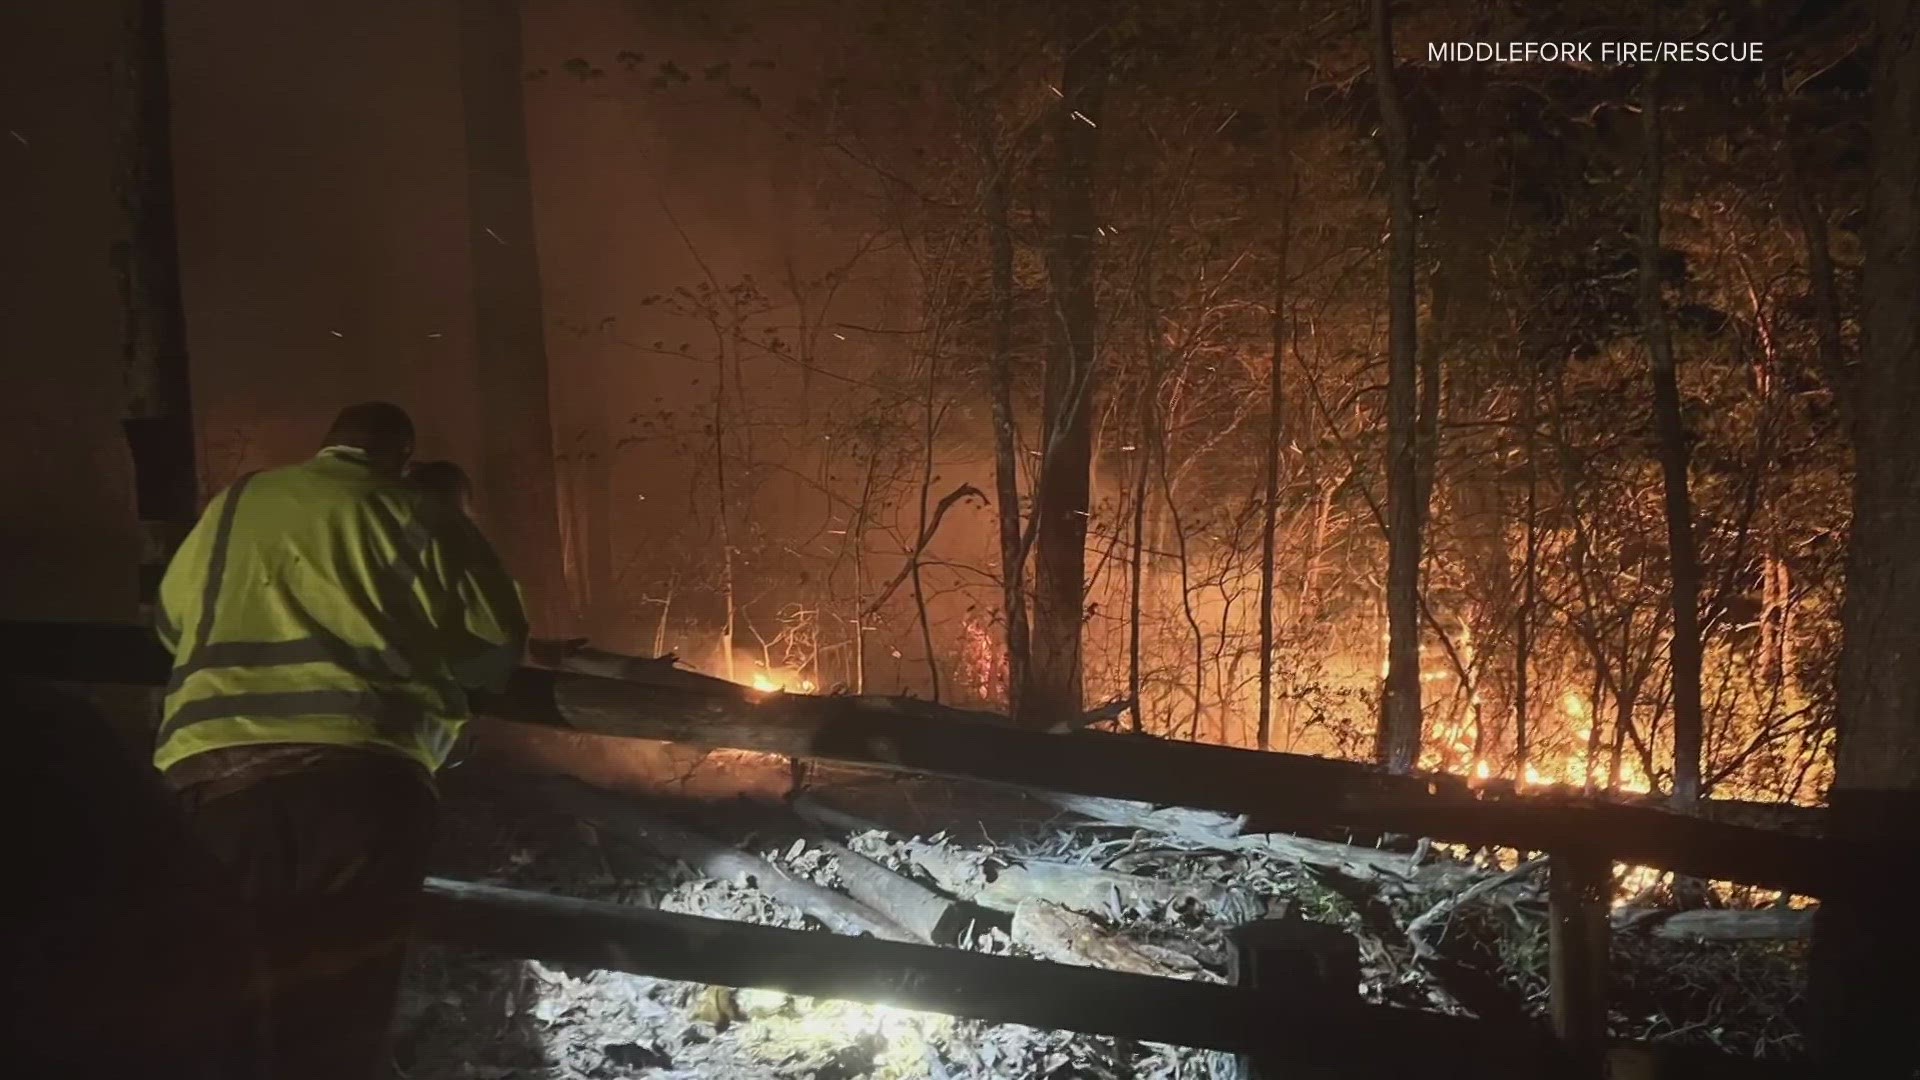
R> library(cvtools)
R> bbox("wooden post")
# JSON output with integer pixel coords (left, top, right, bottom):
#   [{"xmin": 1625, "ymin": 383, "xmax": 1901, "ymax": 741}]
[
  {"xmin": 1548, "ymin": 850, "xmax": 1611, "ymax": 1075},
  {"xmin": 1226, "ymin": 915, "xmax": 1359, "ymax": 1079}
]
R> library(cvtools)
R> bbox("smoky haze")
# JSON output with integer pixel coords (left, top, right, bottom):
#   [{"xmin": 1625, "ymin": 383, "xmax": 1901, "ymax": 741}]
[{"xmin": 0, "ymin": 0, "xmax": 982, "ymax": 689}]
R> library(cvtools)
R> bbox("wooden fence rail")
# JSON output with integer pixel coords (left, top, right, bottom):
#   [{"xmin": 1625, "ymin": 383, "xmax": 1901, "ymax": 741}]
[
  {"xmin": 4, "ymin": 620, "xmax": 1846, "ymax": 896},
  {"xmin": 6, "ymin": 619, "xmax": 1831, "ymax": 1077},
  {"xmin": 418, "ymin": 877, "xmax": 1793, "ymax": 1080}
]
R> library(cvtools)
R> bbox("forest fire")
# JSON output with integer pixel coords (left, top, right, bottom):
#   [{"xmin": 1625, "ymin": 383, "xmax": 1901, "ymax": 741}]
[{"xmin": 18, "ymin": 0, "xmax": 1920, "ymax": 1075}]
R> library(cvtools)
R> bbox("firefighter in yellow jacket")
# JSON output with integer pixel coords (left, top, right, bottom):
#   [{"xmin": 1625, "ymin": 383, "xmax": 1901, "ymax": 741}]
[{"xmin": 155, "ymin": 402, "xmax": 528, "ymax": 1080}]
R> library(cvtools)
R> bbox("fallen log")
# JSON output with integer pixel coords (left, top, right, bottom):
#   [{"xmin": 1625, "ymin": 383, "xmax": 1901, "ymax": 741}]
[
  {"xmin": 1239, "ymin": 833, "xmax": 1478, "ymax": 892},
  {"xmin": 1035, "ymin": 790, "xmax": 1477, "ymax": 892},
  {"xmin": 905, "ymin": 840, "xmax": 1265, "ymax": 923},
  {"xmin": 466, "ymin": 718, "xmax": 795, "ymax": 802},
  {"xmin": 1011, "ymin": 898, "xmax": 1210, "ymax": 979},
  {"xmin": 531, "ymin": 636, "xmax": 1127, "ymax": 735},
  {"xmin": 539, "ymin": 780, "xmax": 914, "ymax": 942},
  {"xmin": 528, "ymin": 639, "xmax": 747, "ymax": 696},
  {"xmin": 1034, "ymin": 791, "xmax": 1250, "ymax": 840},
  {"xmin": 816, "ymin": 837, "xmax": 969, "ymax": 946},
  {"xmin": 516, "ymin": 669, "xmax": 1842, "ymax": 894},
  {"xmin": 1610, "ymin": 907, "xmax": 1815, "ymax": 943},
  {"xmin": 0, "ymin": 621, "xmax": 1845, "ymax": 897}
]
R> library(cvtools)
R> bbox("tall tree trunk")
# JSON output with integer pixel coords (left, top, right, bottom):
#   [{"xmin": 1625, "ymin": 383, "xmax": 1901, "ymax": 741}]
[
  {"xmin": 1761, "ymin": 535, "xmax": 1792, "ymax": 693},
  {"xmin": 1516, "ymin": 366, "xmax": 1539, "ymax": 781},
  {"xmin": 1028, "ymin": 17, "xmax": 1108, "ymax": 728},
  {"xmin": 1129, "ymin": 226, "xmax": 1160, "ymax": 736},
  {"xmin": 1127, "ymin": 413, "xmax": 1149, "ymax": 734},
  {"xmin": 1781, "ymin": 109, "xmax": 1853, "ymax": 414},
  {"xmin": 1431, "ymin": 126, "xmax": 1501, "ymax": 747},
  {"xmin": 979, "ymin": 132, "xmax": 1031, "ymax": 721},
  {"xmin": 114, "ymin": 0, "xmax": 198, "ymax": 614},
  {"xmin": 1371, "ymin": 0, "xmax": 1423, "ymax": 774},
  {"xmin": 458, "ymin": 0, "xmax": 568, "ymax": 636},
  {"xmin": 1257, "ymin": 137, "xmax": 1294, "ymax": 753},
  {"xmin": 1809, "ymin": 2, "xmax": 1920, "ymax": 1072},
  {"xmin": 713, "ymin": 356, "xmax": 736, "ymax": 684},
  {"xmin": 1635, "ymin": 64, "xmax": 1707, "ymax": 807},
  {"xmin": 913, "ymin": 357, "xmax": 943, "ymax": 701}
]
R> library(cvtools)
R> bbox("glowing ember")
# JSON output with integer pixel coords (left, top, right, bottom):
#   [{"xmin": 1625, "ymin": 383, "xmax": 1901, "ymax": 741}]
[{"xmin": 747, "ymin": 670, "xmax": 816, "ymax": 695}]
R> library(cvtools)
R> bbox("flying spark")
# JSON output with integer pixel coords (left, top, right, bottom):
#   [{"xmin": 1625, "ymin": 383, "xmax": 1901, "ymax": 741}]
[
  {"xmin": 1071, "ymin": 110, "xmax": 1097, "ymax": 128},
  {"xmin": 484, "ymin": 227, "xmax": 506, "ymax": 245}
]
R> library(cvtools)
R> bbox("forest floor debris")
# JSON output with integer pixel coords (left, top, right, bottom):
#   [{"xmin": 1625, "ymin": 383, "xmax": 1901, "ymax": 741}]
[{"xmin": 394, "ymin": 788, "xmax": 1808, "ymax": 1078}]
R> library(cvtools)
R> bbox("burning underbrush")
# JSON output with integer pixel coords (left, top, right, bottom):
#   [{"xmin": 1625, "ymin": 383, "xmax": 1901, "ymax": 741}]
[{"xmin": 393, "ymin": 775, "xmax": 1809, "ymax": 1078}]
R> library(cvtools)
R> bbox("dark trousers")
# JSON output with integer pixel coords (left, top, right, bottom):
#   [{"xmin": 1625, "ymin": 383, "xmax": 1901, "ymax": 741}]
[{"xmin": 175, "ymin": 749, "xmax": 438, "ymax": 1080}]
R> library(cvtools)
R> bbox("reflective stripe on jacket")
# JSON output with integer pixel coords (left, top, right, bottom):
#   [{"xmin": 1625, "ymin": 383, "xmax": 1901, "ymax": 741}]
[{"xmin": 154, "ymin": 448, "xmax": 530, "ymax": 775}]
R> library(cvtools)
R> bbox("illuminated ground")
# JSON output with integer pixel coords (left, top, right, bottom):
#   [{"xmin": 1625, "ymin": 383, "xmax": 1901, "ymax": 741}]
[{"xmin": 392, "ymin": 780, "xmax": 1807, "ymax": 1077}]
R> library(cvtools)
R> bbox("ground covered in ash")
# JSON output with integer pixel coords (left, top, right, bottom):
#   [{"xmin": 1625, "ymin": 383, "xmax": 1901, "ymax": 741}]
[{"xmin": 390, "ymin": 780, "xmax": 1807, "ymax": 1079}]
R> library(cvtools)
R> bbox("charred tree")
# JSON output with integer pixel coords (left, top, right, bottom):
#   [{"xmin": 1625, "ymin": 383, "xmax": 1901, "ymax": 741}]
[
  {"xmin": 977, "ymin": 121, "xmax": 1031, "ymax": 723},
  {"xmin": 113, "ymin": 0, "xmax": 198, "ymax": 612},
  {"xmin": 1130, "ymin": 233, "xmax": 1159, "ymax": 735},
  {"xmin": 1517, "ymin": 365, "xmax": 1540, "ymax": 782},
  {"xmin": 1430, "ymin": 120, "xmax": 1500, "ymax": 767},
  {"xmin": 458, "ymin": 0, "xmax": 569, "ymax": 636},
  {"xmin": 1028, "ymin": 15, "xmax": 1109, "ymax": 728},
  {"xmin": 1371, "ymin": 0, "xmax": 1423, "ymax": 774},
  {"xmin": 1634, "ymin": 64, "xmax": 1706, "ymax": 807},
  {"xmin": 1257, "ymin": 123, "xmax": 1294, "ymax": 753},
  {"xmin": 1809, "ymin": 1, "xmax": 1920, "ymax": 1073},
  {"xmin": 1778, "ymin": 80, "xmax": 1854, "ymax": 415}
]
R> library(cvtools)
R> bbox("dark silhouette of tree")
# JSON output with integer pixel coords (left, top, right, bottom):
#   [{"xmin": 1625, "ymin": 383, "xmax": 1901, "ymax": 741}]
[
  {"xmin": 1809, "ymin": 0, "xmax": 1920, "ymax": 1073},
  {"xmin": 1027, "ymin": 9, "xmax": 1110, "ymax": 727},
  {"xmin": 458, "ymin": 0, "xmax": 570, "ymax": 635},
  {"xmin": 1372, "ymin": 0, "xmax": 1423, "ymax": 773},
  {"xmin": 1634, "ymin": 61, "xmax": 1707, "ymax": 806},
  {"xmin": 113, "ymin": 0, "xmax": 198, "ymax": 613}
]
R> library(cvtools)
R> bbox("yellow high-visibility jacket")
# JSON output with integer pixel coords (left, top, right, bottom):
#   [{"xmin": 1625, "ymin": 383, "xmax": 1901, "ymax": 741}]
[{"xmin": 153, "ymin": 448, "xmax": 530, "ymax": 776}]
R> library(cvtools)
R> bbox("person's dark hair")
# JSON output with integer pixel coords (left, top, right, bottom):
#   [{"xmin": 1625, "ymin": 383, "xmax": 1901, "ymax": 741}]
[
  {"xmin": 321, "ymin": 402, "xmax": 415, "ymax": 456},
  {"xmin": 407, "ymin": 460, "xmax": 473, "ymax": 511}
]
